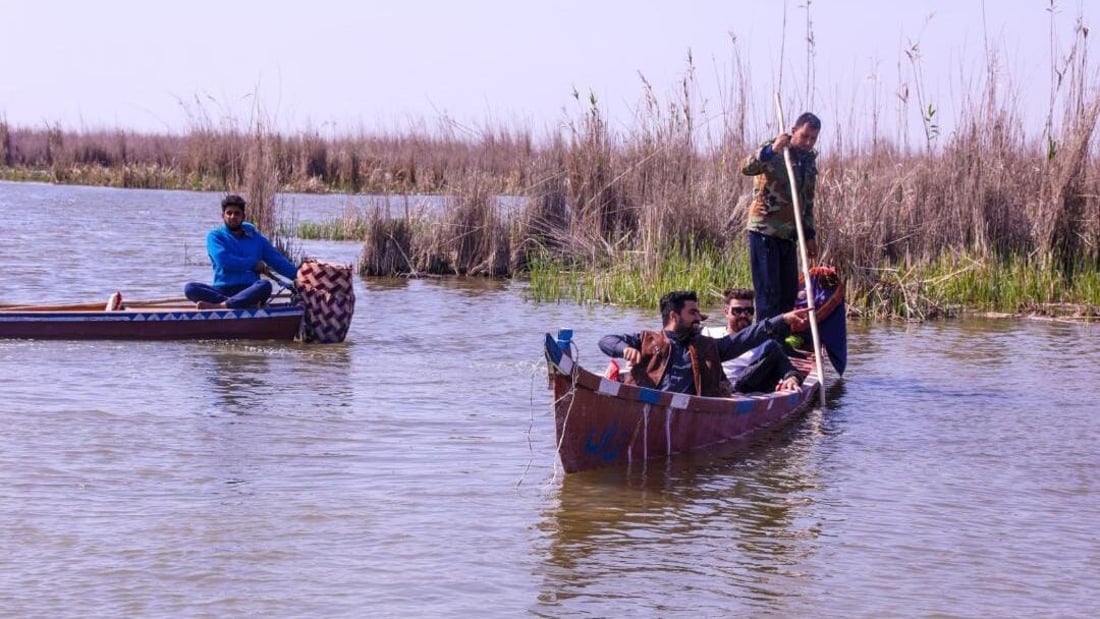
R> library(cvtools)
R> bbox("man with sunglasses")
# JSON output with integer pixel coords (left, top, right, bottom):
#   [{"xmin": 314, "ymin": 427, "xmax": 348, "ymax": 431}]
[
  {"xmin": 599, "ymin": 290, "xmax": 807, "ymax": 397},
  {"xmin": 701, "ymin": 287, "xmax": 803, "ymax": 392}
]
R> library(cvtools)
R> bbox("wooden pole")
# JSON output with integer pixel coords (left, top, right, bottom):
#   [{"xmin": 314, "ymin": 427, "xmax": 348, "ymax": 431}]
[{"xmin": 774, "ymin": 93, "xmax": 827, "ymax": 408}]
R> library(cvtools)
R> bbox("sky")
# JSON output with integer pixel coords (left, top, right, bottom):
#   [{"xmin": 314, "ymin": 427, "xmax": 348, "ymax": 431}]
[{"xmin": 3, "ymin": 0, "xmax": 1097, "ymax": 145}]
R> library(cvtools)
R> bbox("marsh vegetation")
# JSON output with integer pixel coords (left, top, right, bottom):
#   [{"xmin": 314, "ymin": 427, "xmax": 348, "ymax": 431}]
[{"xmin": 2, "ymin": 8, "xmax": 1098, "ymax": 320}]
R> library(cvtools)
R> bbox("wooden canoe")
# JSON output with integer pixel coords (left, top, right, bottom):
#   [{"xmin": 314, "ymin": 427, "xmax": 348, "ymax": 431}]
[
  {"xmin": 0, "ymin": 299, "xmax": 304, "ymax": 341},
  {"xmin": 544, "ymin": 332, "xmax": 821, "ymax": 474}
]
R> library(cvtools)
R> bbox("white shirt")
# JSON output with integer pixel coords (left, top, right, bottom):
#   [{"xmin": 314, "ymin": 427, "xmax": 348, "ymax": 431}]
[{"xmin": 701, "ymin": 325, "xmax": 760, "ymax": 381}]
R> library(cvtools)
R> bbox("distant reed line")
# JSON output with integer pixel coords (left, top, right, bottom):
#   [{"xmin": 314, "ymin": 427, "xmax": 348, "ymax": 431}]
[{"xmin": 2, "ymin": 10, "xmax": 1099, "ymax": 319}]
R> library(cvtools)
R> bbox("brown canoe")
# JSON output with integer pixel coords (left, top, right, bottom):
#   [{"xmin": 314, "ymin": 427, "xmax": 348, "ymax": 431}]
[
  {"xmin": 0, "ymin": 299, "xmax": 303, "ymax": 341},
  {"xmin": 544, "ymin": 331, "xmax": 821, "ymax": 474}
]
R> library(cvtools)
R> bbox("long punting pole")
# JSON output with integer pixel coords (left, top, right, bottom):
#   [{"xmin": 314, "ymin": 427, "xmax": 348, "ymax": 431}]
[{"xmin": 774, "ymin": 93, "xmax": 827, "ymax": 408}]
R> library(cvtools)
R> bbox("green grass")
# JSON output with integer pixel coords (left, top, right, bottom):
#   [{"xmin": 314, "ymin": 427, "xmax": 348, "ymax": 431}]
[
  {"xmin": 925, "ymin": 254, "xmax": 1100, "ymax": 313},
  {"xmin": 526, "ymin": 246, "xmax": 1100, "ymax": 319},
  {"xmin": 288, "ymin": 217, "xmax": 370, "ymax": 241},
  {"xmin": 0, "ymin": 167, "xmax": 52, "ymax": 183},
  {"xmin": 526, "ymin": 242, "xmax": 752, "ymax": 309}
]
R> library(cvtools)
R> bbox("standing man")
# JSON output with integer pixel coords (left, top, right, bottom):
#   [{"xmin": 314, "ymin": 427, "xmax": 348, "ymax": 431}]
[
  {"xmin": 741, "ymin": 112, "xmax": 821, "ymax": 321},
  {"xmin": 184, "ymin": 194, "xmax": 298, "ymax": 309}
]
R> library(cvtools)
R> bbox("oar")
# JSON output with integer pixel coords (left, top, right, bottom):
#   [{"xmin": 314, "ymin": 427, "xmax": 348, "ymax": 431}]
[
  {"xmin": 0, "ymin": 301, "xmax": 111, "ymax": 312},
  {"xmin": 265, "ymin": 271, "xmax": 297, "ymax": 297},
  {"xmin": 0, "ymin": 296, "xmax": 194, "ymax": 311},
  {"xmin": 122, "ymin": 296, "xmax": 191, "ymax": 306},
  {"xmin": 774, "ymin": 93, "xmax": 827, "ymax": 408}
]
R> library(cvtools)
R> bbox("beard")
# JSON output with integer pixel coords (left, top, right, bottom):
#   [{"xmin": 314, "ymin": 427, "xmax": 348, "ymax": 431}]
[{"xmin": 672, "ymin": 320, "xmax": 700, "ymax": 341}]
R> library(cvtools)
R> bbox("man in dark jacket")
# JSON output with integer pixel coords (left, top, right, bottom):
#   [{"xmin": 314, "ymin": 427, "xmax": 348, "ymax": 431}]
[{"xmin": 599, "ymin": 290, "xmax": 807, "ymax": 397}]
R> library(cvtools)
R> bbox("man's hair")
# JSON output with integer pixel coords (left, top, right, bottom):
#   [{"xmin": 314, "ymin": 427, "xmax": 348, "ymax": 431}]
[
  {"xmin": 221, "ymin": 194, "xmax": 247, "ymax": 211},
  {"xmin": 722, "ymin": 287, "xmax": 754, "ymax": 304},
  {"xmin": 793, "ymin": 112, "xmax": 821, "ymax": 131},
  {"xmin": 659, "ymin": 290, "xmax": 697, "ymax": 324}
]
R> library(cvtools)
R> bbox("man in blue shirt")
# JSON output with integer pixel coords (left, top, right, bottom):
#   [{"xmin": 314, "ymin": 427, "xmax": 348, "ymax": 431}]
[{"xmin": 184, "ymin": 194, "xmax": 299, "ymax": 309}]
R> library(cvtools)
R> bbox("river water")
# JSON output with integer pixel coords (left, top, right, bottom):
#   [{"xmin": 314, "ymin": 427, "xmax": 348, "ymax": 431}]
[{"xmin": 1, "ymin": 181, "xmax": 1097, "ymax": 617}]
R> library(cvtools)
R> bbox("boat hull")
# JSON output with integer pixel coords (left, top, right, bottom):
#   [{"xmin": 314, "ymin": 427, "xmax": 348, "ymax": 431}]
[
  {"xmin": 545, "ymin": 333, "xmax": 819, "ymax": 473},
  {"xmin": 0, "ymin": 305, "xmax": 304, "ymax": 341}
]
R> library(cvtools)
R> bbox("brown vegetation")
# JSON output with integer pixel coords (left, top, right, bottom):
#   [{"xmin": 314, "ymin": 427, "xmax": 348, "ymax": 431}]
[
  {"xmin": 0, "ymin": 119, "xmax": 534, "ymax": 196},
  {"xmin": 3, "ymin": 10, "xmax": 1099, "ymax": 316},
  {"xmin": 4, "ymin": 77, "xmax": 1100, "ymax": 312}
]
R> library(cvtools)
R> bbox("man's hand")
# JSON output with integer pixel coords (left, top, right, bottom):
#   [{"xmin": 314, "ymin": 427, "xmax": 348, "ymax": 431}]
[
  {"xmin": 774, "ymin": 132, "xmax": 792, "ymax": 151},
  {"xmin": 253, "ymin": 260, "xmax": 271, "ymax": 275},
  {"xmin": 781, "ymin": 307, "xmax": 810, "ymax": 331},
  {"xmin": 622, "ymin": 346, "xmax": 643, "ymax": 365},
  {"xmin": 775, "ymin": 375, "xmax": 801, "ymax": 391}
]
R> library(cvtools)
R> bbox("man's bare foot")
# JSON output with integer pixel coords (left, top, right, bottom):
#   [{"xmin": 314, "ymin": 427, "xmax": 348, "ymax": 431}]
[{"xmin": 196, "ymin": 300, "xmax": 226, "ymax": 310}]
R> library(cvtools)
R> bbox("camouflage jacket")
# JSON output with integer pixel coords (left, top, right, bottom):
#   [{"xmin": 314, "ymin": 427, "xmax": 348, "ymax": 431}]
[{"xmin": 741, "ymin": 140, "xmax": 816, "ymax": 241}]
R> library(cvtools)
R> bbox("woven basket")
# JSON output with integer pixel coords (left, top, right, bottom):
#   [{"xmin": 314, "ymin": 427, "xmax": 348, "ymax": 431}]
[{"xmin": 295, "ymin": 260, "xmax": 355, "ymax": 343}]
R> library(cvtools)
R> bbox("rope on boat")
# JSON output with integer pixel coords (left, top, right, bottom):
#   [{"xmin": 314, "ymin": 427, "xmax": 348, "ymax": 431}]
[
  {"xmin": 548, "ymin": 383, "xmax": 578, "ymax": 486},
  {"xmin": 518, "ymin": 348, "xmax": 579, "ymax": 489},
  {"xmin": 519, "ymin": 356, "xmax": 560, "ymax": 489},
  {"xmin": 518, "ymin": 361, "xmax": 541, "ymax": 489},
  {"xmin": 549, "ymin": 338, "xmax": 583, "ymax": 486}
]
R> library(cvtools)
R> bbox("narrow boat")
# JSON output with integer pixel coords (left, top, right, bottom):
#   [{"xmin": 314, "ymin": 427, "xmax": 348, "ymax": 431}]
[
  {"xmin": 544, "ymin": 266, "xmax": 846, "ymax": 473},
  {"xmin": 0, "ymin": 298, "xmax": 304, "ymax": 341},
  {"xmin": 544, "ymin": 332, "xmax": 821, "ymax": 473},
  {"xmin": 0, "ymin": 260, "xmax": 357, "ymax": 342}
]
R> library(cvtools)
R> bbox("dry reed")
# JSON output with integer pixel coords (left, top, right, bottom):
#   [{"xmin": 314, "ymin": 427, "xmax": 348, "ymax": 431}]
[{"xmin": 3, "ymin": 15, "xmax": 1099, "ymax": 317}]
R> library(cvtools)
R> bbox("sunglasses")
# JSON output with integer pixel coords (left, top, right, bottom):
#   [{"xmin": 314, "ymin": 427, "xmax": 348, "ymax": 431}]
[{"xmin": 727, "ymin": 306, "xmax": 755, "ymax": 316}]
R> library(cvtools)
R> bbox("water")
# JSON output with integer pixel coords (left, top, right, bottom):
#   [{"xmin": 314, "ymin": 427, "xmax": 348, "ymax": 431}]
[{"xmin": 1, "ymin": 181, "xmax": 1097, "ymax": 617}]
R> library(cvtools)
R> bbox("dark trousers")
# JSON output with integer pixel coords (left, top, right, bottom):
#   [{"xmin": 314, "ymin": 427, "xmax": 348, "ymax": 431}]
[
  {"xmin": 184, "ymin": 280, "xmax": 273, "ymax": 308},
  {"xmin": 748, "ymin": 231, "xmax": 799, "ymax": 321},
  {"xmin": 733, "ymin": 340, "xmax": 798, "ymax": 393}
]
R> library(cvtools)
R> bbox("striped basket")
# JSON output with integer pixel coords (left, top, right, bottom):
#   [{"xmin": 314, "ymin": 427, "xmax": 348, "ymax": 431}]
[{"xmin": 295, "ymin": 260, "xmax": 355, "ymax": 343}]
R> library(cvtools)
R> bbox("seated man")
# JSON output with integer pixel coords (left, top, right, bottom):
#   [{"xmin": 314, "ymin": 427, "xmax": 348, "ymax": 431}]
[
  {"xmin": 184, "ymin": 194, "xmax": 298, "ymax": 309},
  {"xmin": 701, "ymin": 287, "xmax": 803, "ymax": 392},
  {"xmin": 599, "ymin": 290, "xmax": 807, "ymax": 397}
]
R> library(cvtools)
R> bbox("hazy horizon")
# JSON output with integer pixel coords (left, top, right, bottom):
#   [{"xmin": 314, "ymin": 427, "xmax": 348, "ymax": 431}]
[{"xmin": 3, "ymin": 0, "xmax": 1097, "ymax": 146}]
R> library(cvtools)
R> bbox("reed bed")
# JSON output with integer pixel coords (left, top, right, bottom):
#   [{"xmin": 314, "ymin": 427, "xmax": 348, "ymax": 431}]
[
  {"xmin": 4, "ymin": 20, "xmax": 1100, "ymax": 320},
  {"xmin": 0, "ymin": 119, "xmax": 534, "ymax": 195},
  {"xmin": 358, "ymin": 176, "xmax": 515, "ymax": 277},
  {"xmin": 5, "ymin": 95, "xmax": 1099, "ymax": 318}
]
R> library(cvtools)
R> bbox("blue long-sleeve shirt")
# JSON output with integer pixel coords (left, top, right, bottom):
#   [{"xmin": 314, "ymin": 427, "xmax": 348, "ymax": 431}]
[{"xmin": 206, "ymin": 223, "xmax": 298, "ymax": 288}]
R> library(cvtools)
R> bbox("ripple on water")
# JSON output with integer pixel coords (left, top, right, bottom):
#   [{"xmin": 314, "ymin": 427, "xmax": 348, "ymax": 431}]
[{"xmin": 3, "ymin": 183, "xmax": 1100, "ymax": 617}]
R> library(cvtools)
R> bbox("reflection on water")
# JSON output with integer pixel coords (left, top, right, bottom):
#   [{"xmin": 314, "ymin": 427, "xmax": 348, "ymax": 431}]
[
  {"xmin": 199, "ymin": 345, "xmax": 275, "ymax": 413},
  {"xmin": 536, "ymin": 410, "xmax": 826, "ymax": 615},
  {"xmin": 821, "ymin": 377, "xmax": 849, "ymax": 411},
  {"xmin": 191, "ymin": 341, "xmax": 357, "ymax": 418}
]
